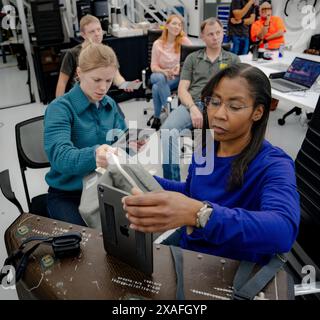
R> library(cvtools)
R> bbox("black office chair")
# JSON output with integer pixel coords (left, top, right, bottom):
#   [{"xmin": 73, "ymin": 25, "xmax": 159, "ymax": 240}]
[
  {"xmin": 15, "ymin": 115, "xmax": 50, "ymax": 216},
  {"xmin": 0, "ymin": 169, "xmax": 24, "ymax": 215},
  {"xmin": 180, "ymin": 42, "xmax": 231, "ymax": 65},
  {"xmin": 286, "ymin": 95, "xmax": 320, "ymax": 299},
  {"xmin": 177, "ymin": 45, "xmax": 206, "ymax": 153},
  {"xmin": 141, "ymin": 29, "xmax": 163, "ymax": 122},
  {"xmin": 180, "ymin": 44, "xmax": 205, "ymax": 68}
]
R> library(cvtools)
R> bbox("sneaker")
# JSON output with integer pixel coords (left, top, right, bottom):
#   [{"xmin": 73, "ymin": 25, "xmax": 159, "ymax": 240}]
[{"xmin": 151, "ymin": 117, "xmax": 161, "ymax": 131}]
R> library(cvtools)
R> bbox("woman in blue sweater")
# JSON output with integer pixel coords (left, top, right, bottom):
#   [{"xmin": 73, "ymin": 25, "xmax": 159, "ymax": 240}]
[
  {"xmin": 44, "ymin": 43, "xmax": 127, "ymax": 225},
  {"xmin": 123, "ymin": 63, "xmax": 300, "ymax": 265}
]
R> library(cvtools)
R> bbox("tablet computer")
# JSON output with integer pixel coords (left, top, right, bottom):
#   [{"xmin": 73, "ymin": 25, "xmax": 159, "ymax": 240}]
[
  {"xmin": 118, "ymin": 81, "xmax": 142, "ymax": 90},
  {"xmin": 98, "ymin": 183, "xmax": 153, "ymax": 275}
]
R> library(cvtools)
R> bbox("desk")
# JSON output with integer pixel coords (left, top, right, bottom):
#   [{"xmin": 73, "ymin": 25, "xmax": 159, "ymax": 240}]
[
  {"xmin": 4, "ymin": 213, "xmax": 290, "ymax": 300},
  {"xmin": 240, "ymin": 51, "xmax": 320, "ymax": 112}
]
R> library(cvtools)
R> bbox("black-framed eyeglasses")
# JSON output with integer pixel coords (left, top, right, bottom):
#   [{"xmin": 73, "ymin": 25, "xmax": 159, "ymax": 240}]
[{"xmin": 203, "ymin": 96, "xmax": 253, "ymax": 113}]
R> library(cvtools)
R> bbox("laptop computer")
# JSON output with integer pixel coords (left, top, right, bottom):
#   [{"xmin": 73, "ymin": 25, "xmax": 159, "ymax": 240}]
[
  {"xmin": 270, "ymin": 57, "xmax": 320, "ymax": 92},
  {"xmin": 98, "ymin": 183, "xmax": 153, "ymax": 275}
]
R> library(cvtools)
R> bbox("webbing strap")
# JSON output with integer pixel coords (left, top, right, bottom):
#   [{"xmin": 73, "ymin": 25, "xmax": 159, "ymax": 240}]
[
  {"xmin": 232, "ymin": 254, "xmax": 286, "ymax": 300},
  {"xmin": 170, "ymin": 245, "xmax": 185, "ymax": 300}
]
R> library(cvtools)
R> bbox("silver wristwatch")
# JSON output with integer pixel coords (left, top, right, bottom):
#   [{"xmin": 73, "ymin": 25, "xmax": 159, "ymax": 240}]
[{"xmin": 195, "ymin": 202, "xmax": 213, "ymax": 228}]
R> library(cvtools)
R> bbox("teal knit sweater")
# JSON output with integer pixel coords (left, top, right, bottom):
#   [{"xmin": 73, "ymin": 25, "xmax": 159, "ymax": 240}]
[{"xmin": 44, "ymin": 84, "xmax": 127, "ymax": 191}]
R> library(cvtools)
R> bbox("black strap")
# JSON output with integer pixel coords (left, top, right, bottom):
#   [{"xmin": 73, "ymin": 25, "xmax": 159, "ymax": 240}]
[
  {"xmin": 1, "ymin": 232, "xmax": 82, "ymax": 283},
  {"xmin": 232, "ymin": 254, "xmax": 287, "ymax": 300},
  {"xmin": 169, "ymin": 245, "xmax": 185, "ymax": 300}
]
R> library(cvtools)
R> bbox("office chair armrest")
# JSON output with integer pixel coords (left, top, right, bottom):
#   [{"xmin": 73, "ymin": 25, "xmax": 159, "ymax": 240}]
[
  {"xmin": 142, "ymin": 67, "xmax": 152, "ymax": 89},
  {"xmin": 222, "ymin": 43, "xmax": 232, "ymax": 52},
  {"xmin": 0, "ymin": 169, "xmax": 24, "ymax": 215}
]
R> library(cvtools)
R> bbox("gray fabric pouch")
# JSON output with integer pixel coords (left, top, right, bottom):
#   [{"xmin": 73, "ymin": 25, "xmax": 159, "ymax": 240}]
[{"xmin": 79, "ymin": 163, "xmax": 162, "ymax": 229}]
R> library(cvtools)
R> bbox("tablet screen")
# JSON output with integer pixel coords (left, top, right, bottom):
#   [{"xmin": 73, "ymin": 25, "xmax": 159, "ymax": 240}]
[{"xmin": 118, "ymin": 81, "xmax": 143, "ymax": 90}]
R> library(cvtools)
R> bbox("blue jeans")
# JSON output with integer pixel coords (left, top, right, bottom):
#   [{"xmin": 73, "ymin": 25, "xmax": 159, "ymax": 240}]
[
  {"xmin": 161, "ymin": 102, "xmax": 203, "ymax": 181},
  {"xmin": 47, "ymin": 187, "xmax": 87, "ymax": 226},
  {"xmin": 231, "ymin": 35, "xmax": 250, "ymax": 55},
  {"xmin": 150, "ymin": 73, "xmax": 180, "ymax": 118}
]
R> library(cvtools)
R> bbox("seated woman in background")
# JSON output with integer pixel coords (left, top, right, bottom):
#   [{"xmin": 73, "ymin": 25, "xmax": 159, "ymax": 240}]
[
  {"xmin": 123, "ymin": 63, "xmax": 300, "ymax": 265},
  {"xmin": 150, "ymin": 14, "xmax": 192, "ymax": 130},
  {"xmin": 44, "ymin": 43, "xmax": 126, "ymax": 225}
]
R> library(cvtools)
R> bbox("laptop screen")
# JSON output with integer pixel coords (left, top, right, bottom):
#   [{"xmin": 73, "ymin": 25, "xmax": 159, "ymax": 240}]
[{"xmin": 284, "ymin": 57, "xmax": 320, "ymax": 88}]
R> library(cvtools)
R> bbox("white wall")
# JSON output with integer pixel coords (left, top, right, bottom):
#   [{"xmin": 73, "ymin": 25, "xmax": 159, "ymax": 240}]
[
  {"xmin": 182, "ymin": 0, "xmax": 202, "ymax": 37},
  {"xmin": 272, "ymin": 1, "xmax": 320, "ymax": 53}
]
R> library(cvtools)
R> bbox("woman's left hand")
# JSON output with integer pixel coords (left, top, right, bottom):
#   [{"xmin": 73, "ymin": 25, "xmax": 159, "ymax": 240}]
[
  {"xmin": 172, "ymin": 64, "xmax": 180, "ymax": 75},
  {"xmin": 95, "ymin": 144, "xmax": 116, "ymax": 168},
  {"xmin": 122, "ymin": 188, "xmax": 203, "ymax": 233}
]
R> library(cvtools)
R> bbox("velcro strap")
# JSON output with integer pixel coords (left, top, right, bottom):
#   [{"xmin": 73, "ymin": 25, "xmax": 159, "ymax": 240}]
[
  {"xmin": 170, "ymin": 245, "xmax": 185, "ymax": 300},
  {"xmin": 232, "ymin": 254, "xmax": 286, "ymax": 300}
]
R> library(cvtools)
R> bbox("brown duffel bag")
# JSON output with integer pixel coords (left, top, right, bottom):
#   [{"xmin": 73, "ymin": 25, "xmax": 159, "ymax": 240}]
[{"xmin": 3, "ymin": 213, "xmax": 292, "ymax": 300}]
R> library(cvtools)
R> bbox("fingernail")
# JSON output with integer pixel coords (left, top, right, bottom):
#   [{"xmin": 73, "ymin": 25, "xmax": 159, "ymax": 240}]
[{"xmin": 125, "ymin": 213, "xmax": 128, "ymax": 219}]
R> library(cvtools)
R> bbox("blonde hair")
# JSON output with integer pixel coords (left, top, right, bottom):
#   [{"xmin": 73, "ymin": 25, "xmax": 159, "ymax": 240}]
[
  {"xmin": 160, "ymin": 15, "xmax": 185, "ymax": 53},
  {"xmin": 79, "ymin": 42, "xmax": 119, "ymax": 72},
  {"xmin": 79, "ymin": 14, "xmax": 100, "ymax": 33}
]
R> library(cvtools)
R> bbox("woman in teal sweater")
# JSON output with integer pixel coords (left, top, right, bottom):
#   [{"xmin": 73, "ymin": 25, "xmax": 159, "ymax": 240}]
[{"xmin": 44, "ymin": 43, "xmax": 127, "ymax": 225}]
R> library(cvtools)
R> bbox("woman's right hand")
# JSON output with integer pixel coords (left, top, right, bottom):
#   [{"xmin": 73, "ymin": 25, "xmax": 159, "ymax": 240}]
[
  {"xmin": 95, "ymin": 144, "xmax": 116, "ymax": 168},
  {"xmin": 172, "ymin": 64, "xmax": 180, "ymax": 75},
  {"xmin": 123, "ymin": 188, "xmax": 203, "ymax": 233}
]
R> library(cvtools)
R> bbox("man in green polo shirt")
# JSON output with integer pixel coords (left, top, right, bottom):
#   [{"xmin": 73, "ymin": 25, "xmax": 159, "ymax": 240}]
[{"xmin": 161, "ymin": 17, "xmax": 240, "ymax": 181}]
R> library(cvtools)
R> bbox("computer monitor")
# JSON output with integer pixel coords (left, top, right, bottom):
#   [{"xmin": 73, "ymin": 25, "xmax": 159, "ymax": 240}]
[{"xmin": 93, "ymin": 0, "xmax": 109, "ymax": 17}]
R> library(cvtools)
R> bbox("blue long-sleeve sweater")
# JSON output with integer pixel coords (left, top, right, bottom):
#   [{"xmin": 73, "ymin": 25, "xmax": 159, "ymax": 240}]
[
  {"xmin": 44, "ymin": 84, "xmax": 127, "ymax": 191},
  {"xmin": 155, "ymin": 140, "xmax": 300, "ymax": 265}
]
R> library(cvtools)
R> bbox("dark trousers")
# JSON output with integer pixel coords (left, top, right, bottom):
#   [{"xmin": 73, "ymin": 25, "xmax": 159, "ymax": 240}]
[{"xmin": 47, "ymin": 187, "xmax": 87, "ymax": 226}]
